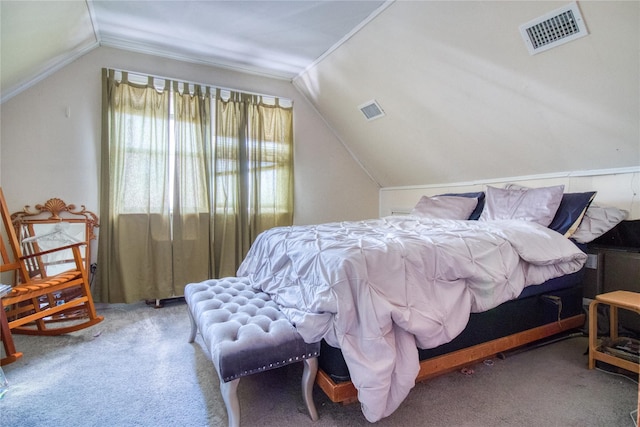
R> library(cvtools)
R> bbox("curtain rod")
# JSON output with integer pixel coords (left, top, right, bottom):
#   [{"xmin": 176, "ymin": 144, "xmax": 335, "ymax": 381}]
[{"xmin": 110, "ymin": 67, "xmax": 292, "ymax": 102}]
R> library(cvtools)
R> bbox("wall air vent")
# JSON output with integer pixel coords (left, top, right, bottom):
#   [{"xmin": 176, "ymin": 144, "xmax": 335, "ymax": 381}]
[
  {"xmin": 359, "ymin": 100, "xmax": 385, "ymax": 121},
  {"xmin": 519, "ymin": 2, "xmax": 588, "ymax": 55}
]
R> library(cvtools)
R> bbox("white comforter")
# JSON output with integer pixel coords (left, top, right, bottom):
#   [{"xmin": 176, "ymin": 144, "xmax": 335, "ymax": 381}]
[{"xmin": 237, "ymin": 217, "xmax": 587, "ymax": 422}]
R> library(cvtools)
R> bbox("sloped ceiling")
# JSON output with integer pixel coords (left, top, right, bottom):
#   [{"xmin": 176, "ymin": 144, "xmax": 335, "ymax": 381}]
[
  {"xmin": 0, "ymin": 1, "xmax": 98, "ymax": 99},
  {"xmin": 0, "ymin": 0, "xmax": 387, "ymax": 100},
  {"xmin": 295, "ymin": 1, "xmax": 640, "ymax": 187},
  {"xmin": 92, "ymin": 0, "xmax": 388, "ymax": 79},
  {"xmin": 1, "ymin": 1, "xmax": 638, "ymax": 190}
]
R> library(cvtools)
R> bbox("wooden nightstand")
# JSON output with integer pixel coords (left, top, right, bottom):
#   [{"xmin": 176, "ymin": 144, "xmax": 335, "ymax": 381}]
[{"xmin": 588, "ymin": 290, "xmax": 640, "ymax": 374}]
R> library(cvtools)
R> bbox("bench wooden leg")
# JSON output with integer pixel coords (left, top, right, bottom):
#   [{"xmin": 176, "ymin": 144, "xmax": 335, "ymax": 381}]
[
  {"xmin": 220, "ymin": 378, "xmax": 240, "ymax": 427},
  {"xmin": 302, "ymin": 357, "xmax": 319, "ymax": 421},
  {"xmin": 186, "ymin": 307, "xmax": 197, "ymax": 343},
  {"xmin": 218, "ymin": 359, "xmax": 318, "ymax": 427}
]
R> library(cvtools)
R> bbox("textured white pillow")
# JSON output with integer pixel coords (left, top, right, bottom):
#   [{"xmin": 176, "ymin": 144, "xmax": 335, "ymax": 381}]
[
  {"xmin": 411, "ymin": 195, "xmax": 478, "ymax": 220},
  {"xmin": 479, "ymin": 185, "xmax": 565, "ymax": 227},
  {"xmin": 571, "ymin": 205, "xmax": 628, "ymax": 243}
]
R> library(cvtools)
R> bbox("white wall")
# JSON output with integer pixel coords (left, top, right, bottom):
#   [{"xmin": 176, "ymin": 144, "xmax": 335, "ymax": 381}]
[
  {"xmin": 296, "ymin": 1, "xmax": 640, "ymax": 189},
  {"xmin": 380, "ymin": 167, "xmax": 640, "ymax": 220},
  {"xmin": 0, "ymin": 46, "xmax": 379, "ymax": 226}
]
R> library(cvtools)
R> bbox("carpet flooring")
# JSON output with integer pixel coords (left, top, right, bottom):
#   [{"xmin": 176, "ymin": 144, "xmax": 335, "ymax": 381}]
[{"xmin": 1, "ymin": 300, "xmax": 638, "ymax": 426}]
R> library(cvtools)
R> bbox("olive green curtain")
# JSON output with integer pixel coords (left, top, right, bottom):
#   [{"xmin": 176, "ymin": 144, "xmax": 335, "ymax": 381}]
[
  {"xmin": 246, "ymin": 96, "xmax": 294, "ymax": 234},
  {"xmin": 210, "ymin": 90, "xmax": 245, "ymax": 278},
  {"xmin": 210, "ymin": 90, "xmax": 293, "ymax": 278},
  {"xmin": 98, "ymin": 70, "xmax": 293, "ymax": 303},
  {"xmin": 98, "ymin": 69, "xmax": 172, "ymax": 303},
  {"xmin": 171, "ymin": 82, "xmax": 211, "ymax": 295}
]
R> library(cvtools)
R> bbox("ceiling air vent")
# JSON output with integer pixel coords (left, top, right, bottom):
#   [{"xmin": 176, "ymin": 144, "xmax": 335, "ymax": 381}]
[
  {"xmin": 519, "ymin": 2, "xmax": 588, "ymax": 55},
  {"xmin": 359, "ymin": 100, "xmax": 385, "ymax": 121}
]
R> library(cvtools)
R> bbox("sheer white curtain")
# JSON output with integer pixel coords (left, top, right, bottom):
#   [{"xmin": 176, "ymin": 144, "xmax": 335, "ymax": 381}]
[{"xmin": 98, "ymin": 70, "xmax": 293, "ymax": 303}]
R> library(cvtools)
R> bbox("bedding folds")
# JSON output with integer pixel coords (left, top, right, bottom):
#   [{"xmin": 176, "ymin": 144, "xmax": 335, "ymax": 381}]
[{"xmin": 237, "ymin": 217, "xmax": 587, "ymax": 422}]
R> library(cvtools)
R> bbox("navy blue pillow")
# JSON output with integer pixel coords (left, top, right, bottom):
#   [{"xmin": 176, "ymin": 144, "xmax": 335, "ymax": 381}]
[
  {"xmin": 438, "ymin": 192, "xmax": 485, "ymax": 220},
  {"xmin": 549, "ymin": 191, "xmax": 596, "ymax": 236}
]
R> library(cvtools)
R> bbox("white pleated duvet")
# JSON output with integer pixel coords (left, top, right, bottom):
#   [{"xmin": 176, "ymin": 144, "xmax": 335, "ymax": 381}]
[{"xmin": 237, "ymin": 217, "xmax": 587, "ymax": 422}]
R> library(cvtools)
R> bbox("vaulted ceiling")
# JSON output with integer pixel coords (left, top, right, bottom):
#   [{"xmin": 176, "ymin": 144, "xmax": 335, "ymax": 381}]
[
  {"xmin": 294, "ymin": 1, "xmax": 640, "ymax": 187},
  {"xmin": 2, "ymin": 1, "xmax": 638, "ymax": 189},
  {"xmin": 0, "ymin": 0, "xmax": 387, "ymax": 100}
]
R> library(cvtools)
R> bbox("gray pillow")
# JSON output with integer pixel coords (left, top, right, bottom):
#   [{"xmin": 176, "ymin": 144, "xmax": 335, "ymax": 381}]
[
  {"xmin": 479, "ymin": 185, "xmax": 565, "ymax": 227},
  {"xmin": 571, "ymin": 204, "xmax": 628, "ymax": 243},
  {"xmin": 504, "ymin": 183, "xmax": 596, "ymax": 237},
  {"xmin": 411, "ymin": 195, "xmax": 478, "ymax": 220}
]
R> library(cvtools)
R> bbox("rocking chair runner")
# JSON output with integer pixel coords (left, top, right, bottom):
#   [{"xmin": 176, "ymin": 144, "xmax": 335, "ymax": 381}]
[{"xmin": 1, "ymin": 188, "xmax": 103, "ymax": 364}]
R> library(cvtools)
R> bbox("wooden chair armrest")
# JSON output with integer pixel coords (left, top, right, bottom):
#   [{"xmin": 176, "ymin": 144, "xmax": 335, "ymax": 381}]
[{"xmin": 19, "ymin": 242, "xmax": 86, "ymax": 261}]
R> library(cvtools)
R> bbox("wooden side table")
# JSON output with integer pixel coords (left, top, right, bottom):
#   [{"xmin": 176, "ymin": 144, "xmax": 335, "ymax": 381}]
[{"xmin": 588, "ymin": 290, "xmax": 640, "ymax": 374}]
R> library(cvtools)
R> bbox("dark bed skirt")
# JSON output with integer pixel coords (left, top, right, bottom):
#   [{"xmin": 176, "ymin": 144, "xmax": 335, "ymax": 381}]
[{"xmin": 319, "ymin": 281, "xmax": 585, "ymax": 384}]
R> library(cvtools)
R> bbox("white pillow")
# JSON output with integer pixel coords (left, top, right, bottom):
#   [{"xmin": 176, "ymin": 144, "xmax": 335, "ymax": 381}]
[
  {"xmin": 479, "ymin": 185, "xmax": 565, "ymax": 227},
  {"xmin": 571, "ymin": 204, "xmax": 628, "ymax": 243},
  {"xmin": 411, "ymin": 195, "xmax": 478, "ymax": 220}
]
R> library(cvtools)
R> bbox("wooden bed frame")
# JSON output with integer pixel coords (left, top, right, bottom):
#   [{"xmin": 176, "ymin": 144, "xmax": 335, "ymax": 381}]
[{"xmin": 315, "ymin": 313, "xmax": 585, "ymax": 404}]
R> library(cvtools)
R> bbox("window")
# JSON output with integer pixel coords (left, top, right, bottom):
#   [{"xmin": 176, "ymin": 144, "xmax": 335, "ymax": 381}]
[{"xmin": 98, "ymin": 69, "xmax": 293, "ymax": 303}]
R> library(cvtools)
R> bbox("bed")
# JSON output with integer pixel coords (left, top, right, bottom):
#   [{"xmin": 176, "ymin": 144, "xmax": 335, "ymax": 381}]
[{"xmin": 236, "ymin": 184, "xmax": 626, "ymax": 422}]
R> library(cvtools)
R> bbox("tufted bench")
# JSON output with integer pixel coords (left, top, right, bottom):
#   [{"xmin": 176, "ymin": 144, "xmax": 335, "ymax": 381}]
[{"xmin": 184, "ymin": 277, "xmax": 321, "ymax": 427}]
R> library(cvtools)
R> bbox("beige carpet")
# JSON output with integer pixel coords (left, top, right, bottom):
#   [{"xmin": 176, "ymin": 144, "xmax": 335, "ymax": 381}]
[{"xmin": 1, "ymin": 300, "xmax": 638, "ymax": 426}]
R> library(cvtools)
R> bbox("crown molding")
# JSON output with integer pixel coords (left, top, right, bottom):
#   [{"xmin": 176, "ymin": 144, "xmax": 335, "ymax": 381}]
[{"xmin": 1, "ymin": 42, "xmax": 99, "ymax": 104}]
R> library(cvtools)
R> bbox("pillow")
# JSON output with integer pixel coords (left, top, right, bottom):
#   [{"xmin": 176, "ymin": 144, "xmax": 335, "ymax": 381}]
[
  {"xmin": 571, "ymin": 204, "xmax": 628, "ymax": 244},
  {"xmin": 548, "ymin": 191, "xmax": 597, "ymax": 237},
  {"xmin": 411, "ymin": 195, "xmax": 478, "ymax": 220},
  {"xmin": 504, "ymin": 184, "xmax": 596, "ymax": 237},
  {"xmin": 438, "ymin": 191, "xmax": 485, "ymax": 220},
  {"xmin": 479, "ymin": 185, "xmax": 564, "ymax": 227}
]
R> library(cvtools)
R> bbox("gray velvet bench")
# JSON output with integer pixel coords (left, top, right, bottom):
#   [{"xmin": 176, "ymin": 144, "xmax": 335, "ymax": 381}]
[{"xmin": 184, "ymin": 277, "xmax": 321, "ymax": 427}]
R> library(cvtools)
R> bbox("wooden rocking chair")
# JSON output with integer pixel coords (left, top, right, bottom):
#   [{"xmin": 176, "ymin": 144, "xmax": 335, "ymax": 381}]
[{"xmin": 0, "ymin": 188, "xmax": 103, "ymax": 360}]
